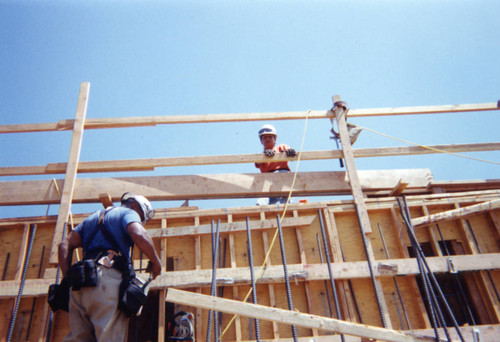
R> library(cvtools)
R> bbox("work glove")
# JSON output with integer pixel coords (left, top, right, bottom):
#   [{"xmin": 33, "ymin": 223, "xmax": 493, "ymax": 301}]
[
  {"xmin": 264, "ymin": 149, "xmax": 275, "ymax": 157},
  {"xmin": 285, "ymin": 148, "xmax": 297, "ymax": 157}
]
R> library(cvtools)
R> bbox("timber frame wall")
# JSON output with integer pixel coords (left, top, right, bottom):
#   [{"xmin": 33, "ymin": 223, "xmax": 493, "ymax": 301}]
[{"xmin": 1, "ymin": 82, "xmax": 500, "ymax": 341}]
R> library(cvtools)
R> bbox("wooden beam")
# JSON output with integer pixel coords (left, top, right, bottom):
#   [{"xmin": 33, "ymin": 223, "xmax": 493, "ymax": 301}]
[
  {"xmin": 9, "ymin": 253, "xmax": 500, "ymax": 298},
  {"xmin": 165, "ymin": 288, "xmax": 436, "ymax": 342},
  {"xmin": 411, "ymin": 199, "xmax": 500, "ymax": 227},
  {"xmin": 98, "ymin": 193, "xmax": 113, "ymax": 208},
  {"xmin": 390, "ymin": 178, "xmax": 409, "ymax": 197},
  {"xmin": 2, "ymin": 142, "xmax": 498, "ymax": 176},
  {"xmin": 0, "ymin": 169, "xmax": 433, "ymax": 205},
  {"xmin": 331, "ymin": 96, "xmax": 392, "ymax": 327},
  {"xmin": 48, "ymin": 82, "xmax": 89, "ymax": 264},
  {"xmin": 147, "ymin": 216, "xmax": 315, "ymax": 238},
  {"xmin": 1, "ymin": 102, "xmax": 498, "ymax": 133}
]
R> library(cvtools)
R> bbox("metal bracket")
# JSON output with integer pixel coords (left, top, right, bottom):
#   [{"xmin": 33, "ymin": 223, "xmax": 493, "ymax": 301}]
[
  {"xmin": 473, "ymin": 327, "xmax": 481, "ymax": 342},
  {"xmin": 216, "ymin": 277, "xmax": 234, "ymax": 285},
  {"xmin": 377, "ymin": 262, "xmax": 398, "ymax": 275},
  {"xmin": 447, "ymin": 257, "xmax": 458, "ymax": 274}
]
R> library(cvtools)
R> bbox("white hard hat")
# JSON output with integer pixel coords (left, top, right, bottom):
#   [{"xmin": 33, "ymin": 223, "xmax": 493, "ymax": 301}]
[
  {"xmin": 121, "ymin": 192, "xmax": 154, "ymax": 224},
  {"xmin": 258, "ymin": 124, "xmax": 277, "ymax": 137}
]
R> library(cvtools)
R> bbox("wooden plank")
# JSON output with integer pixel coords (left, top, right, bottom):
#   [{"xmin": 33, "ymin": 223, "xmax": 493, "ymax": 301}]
[
  {"xmin": 8, "ymin": 252, "xmax": 500, "ymax": 298},
  {"xmin": 158, "ymin": 218, "xmax": 167, "ymax": 342},
  {"xmin": 98, "ymin": 193, "xmax": 113, "ymax": 208},
  {"xmin": 411, "ymin": 199, "xmax": 500, "ymax": 227},
  {"xmin": 0, "ymin": 170, "xmax": 433, "ymax": 205},
  {"xmin": 293, "ymin": 210, "xmax": 318, "ymax": 337},
  {"xmin": 165, "ymin": 288, "xmax": 436, "ymax": 342},
  {"xmin": 48, "ymin": 82, "xmax": 89, "ymax": 264},
  {"xmin": 2, "ymin": 142, "xmax": 498, "ymax": 176},
  {"xmin": 326, "ymin": 209, "xmax": 360, "ymax": 323},
  {"xmin": 332, "ymin": 97, "xmax": 392, "ymax": 328},
  {"xmin": 148, "ymin": 216, "xmax": 315, "ymax": 238},
  {"xmin": 2, "ymin": 101, "xmax": 497, "ymax": 133},
  {"xmin": 390, "ymin": 178, "xmax": 409, "ymax": 197},
  {"xmin": 227, "ymin": 214, "xmax": 242, "ymax": 341}
]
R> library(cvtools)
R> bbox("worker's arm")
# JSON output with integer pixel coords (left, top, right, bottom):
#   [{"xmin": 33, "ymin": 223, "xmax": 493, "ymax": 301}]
[
  {"xmin": 126, "ymin": 222, "xmax": 162, "ymax": 279},
  {"xmin": 58, "ymin": 230, "xmax": 82, "ymax": 278}
]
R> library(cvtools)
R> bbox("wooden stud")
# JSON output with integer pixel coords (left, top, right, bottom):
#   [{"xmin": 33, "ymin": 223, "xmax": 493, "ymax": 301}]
[
  {"xmin": 98, "ymin": 193, "xmax": 113, "ymax": 208},
  {"xmin": 411, "ymin": 199, "xmax": 500, "ymax": 228},
  {"xmin": 48, "ymin": 82, "xmax": 89, "ymax": 264},
  {"xmin": 331, "ymin": 96, "xmax": 392, "ymax": 328}
]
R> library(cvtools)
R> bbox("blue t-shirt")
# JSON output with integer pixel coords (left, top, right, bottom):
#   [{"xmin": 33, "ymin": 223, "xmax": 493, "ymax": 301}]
[{"xmin": 74, "ymin": 206, "xmax": 141, "ymax": 258}]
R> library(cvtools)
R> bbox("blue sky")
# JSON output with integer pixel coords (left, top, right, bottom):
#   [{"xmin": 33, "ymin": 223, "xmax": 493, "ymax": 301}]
[{"xmin": 1, "ymin": 1, "xmax": 499, "ymax": 218}]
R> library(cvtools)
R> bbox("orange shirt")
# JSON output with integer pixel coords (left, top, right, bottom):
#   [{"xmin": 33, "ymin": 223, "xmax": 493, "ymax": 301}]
[{"xmin": 255, "ymin": 144, "xmax": 291, "ymax": 173}]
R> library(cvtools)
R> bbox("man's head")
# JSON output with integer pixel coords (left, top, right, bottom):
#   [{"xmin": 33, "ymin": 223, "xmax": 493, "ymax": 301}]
[
  {"xmin": 259, "ymin": 124, "xmax": 277, "ymax": 149},
  {"xmin": 120, "ymin": 192, "xmax": 154, "ymax": 225}
]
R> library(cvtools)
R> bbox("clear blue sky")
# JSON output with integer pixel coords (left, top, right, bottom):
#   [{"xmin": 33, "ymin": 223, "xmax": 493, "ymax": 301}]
[{"xmin": 1, "ymin": 1, "xmax": 499, "ymax": 218}]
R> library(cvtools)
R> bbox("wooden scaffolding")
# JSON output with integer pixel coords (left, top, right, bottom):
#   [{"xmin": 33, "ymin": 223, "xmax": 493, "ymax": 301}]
[{"xmin": 1, "ymin": 82, "xmax": 500, "ymax": 341}]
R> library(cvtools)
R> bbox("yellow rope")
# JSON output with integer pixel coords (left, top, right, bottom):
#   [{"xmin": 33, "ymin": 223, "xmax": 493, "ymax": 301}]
[
  {"xmin": 355, "ymin": 124, "xmax": 500, "ymax": 165},
  {"xmin": 219, "ymin": 110, "xmax": 312, "ymax": 339}
]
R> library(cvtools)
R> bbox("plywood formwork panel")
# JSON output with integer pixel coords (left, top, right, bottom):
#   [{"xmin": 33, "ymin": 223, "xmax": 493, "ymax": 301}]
[{"xmin": 3, "ymin": 193, "xmax": 500, "ymax": 341}]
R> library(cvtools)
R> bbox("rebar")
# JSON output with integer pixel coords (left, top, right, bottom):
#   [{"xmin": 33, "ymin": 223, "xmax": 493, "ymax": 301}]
[
  {"xmin": 246, "ymin": 217, "xmax": 261, "ymax": 342},
  {"xmin": 7, "ymin": 224, "xmax": 37, "ymax": 342},
  {"xmin": 317, "ymin": 209, "xmax": 345, "ymax": 342},
  {"xmin": 276, "ymin": 214, "xmax": 298, "ymax": 342}
]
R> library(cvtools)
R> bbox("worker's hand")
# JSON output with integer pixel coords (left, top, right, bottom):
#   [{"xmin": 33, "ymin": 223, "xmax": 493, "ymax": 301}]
[
  {"xmin": 285, "ymin": 148, "xmax": 297, "ymax": 157},
  {"xmin": 264, "ymin": 149, "xmax": 275, "ymax": 157},
  {"xmin": 150, "ymin": 262, "xmax": 161, "ymax": 280}
]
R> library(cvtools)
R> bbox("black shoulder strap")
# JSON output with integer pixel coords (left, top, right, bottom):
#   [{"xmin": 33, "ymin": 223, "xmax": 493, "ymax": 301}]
[
  {"xmin": 84, "ymin": 210, "xmax": 107, "ymax": 251},
  {"xmin": 97, "ymin": 208, "xmax": 131, "ymax": 259}
]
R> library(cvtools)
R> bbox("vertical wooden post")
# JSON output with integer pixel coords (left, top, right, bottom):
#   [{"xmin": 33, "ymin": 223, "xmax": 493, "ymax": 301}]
[
  {"xmin": 293, "ymin": 209, "xmax": 318, "ymax": 336},
  {"xmin": 331, "ymin": 96, "xmax": 392, "ymax": 328},
  {"xmin": 194, "ymin": 216, "xmax": 203, "ymax": 342},
  {"xmin": 326, "ymin": 209, "xmax": 360, "ymax": 323},
  {"xmin": 158, "ymin": 218, "xmax": 167, "ymax": 342},
  {"xmin": 48, "ymin": 82, "xmax": 90, "ymax": 264},
  {"xmin": 227, "ymin": 214, "xmax": 242, "ymax": 341},
  {"xmin": 457, "ymin": 204, "xmax": 500, "ymax": 321}
]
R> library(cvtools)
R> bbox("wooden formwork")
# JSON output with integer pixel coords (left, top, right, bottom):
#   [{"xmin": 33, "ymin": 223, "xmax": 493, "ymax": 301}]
[
  {"xmin": 1, "ymin": 84, "xmax": 500, "ymax": 341},
  {"xmin": 1, "ymin": 191, "xmax": 500, "ymax": 341}
]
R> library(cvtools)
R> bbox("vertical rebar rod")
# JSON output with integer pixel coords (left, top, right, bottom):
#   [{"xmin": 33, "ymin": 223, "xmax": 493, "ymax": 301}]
[
  {"xmin": 276, "ymin": 214, "xmax": 298, "ymax": 342},
  {"xmin": 467, "ymin": 219, "xmax": 500, "ymax": 304},
  {"xmin": 436, "ymin": 224, "xmax": 476, "ymax": 325},
  {"xmin": 207, "ymin": 220, "xmax": 220, "ymax": 342},
  {"xmin": 317, "ymin": 209, "xmax": 345, "ymax": 342},
  {"xmin": 7, "ymin": 224, "xmax": 36, "ymax": 342},
  {"xmin": 316, "ymin": 233, "xmax": 333, "ymax": 317},
  {"xmin": 246, "ymin": 217, "xmax": 261, "ymax": 342},
  {"xmin": 377, "ymin": 224, "xmax": 412, "ymax": 331},
  {"xmin": 398, "ymin": 197, "xmax": 465, "ymax": 342},
  {"xmin": 25, "ymin": 245, "xmax": 45, "ymax": 340}
]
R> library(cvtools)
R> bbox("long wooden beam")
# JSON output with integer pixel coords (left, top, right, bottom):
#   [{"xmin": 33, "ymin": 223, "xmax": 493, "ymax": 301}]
[
  {"xmin": 1, "ymin": 142, "xmax": 498, "ymax": 176},
  {"xmin": 147, "ymin": 215, "xmax": 315, "ymax": 238},
  {"xmin": 48, "ymin": 82, "xmax": 89, "ymax": 264},
  {"xmin": 1, "ymin": 189, "xmax": 499, "ymax": 227},
  {"xmin": 5, "ymin": 253, "xmax": 500, "ymax": 298},
  {"xmin": 1, "ymin": 102, "xmax": 498, "ymax": 133},
  {"xmin": 0, "ymin": 169, "xmax": 432, "ymax": 205},
  {"xmin": 165, "ymin": 289, "xmax": 436, "ymax": 342},
  {"xmin": 411, "ymin": 199, "xmax": 500, "ymax": 227}
]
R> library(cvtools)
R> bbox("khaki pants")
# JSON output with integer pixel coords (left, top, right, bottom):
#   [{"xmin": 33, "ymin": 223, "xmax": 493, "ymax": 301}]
[{"xmin": 64, "ymin": 266, "xmax": 128, "ymax": 342}]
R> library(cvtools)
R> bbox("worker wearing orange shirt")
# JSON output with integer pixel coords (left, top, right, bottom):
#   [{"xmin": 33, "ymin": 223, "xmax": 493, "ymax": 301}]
[{"xmin": 255, "ymin": 124, "xmax": 296, "ymax": 204}]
